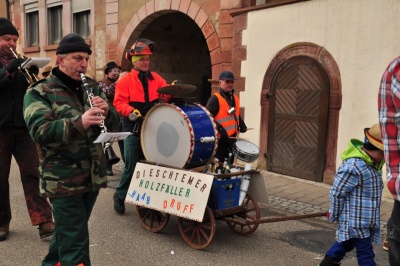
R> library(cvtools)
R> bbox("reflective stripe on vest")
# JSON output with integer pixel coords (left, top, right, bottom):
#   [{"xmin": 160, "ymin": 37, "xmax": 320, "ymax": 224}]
[{"xmin": 214, "ymin": 93, "xmax": 240, "ymax": 136}]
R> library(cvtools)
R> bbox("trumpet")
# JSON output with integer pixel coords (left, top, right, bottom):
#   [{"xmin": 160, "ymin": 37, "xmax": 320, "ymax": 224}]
[
  {"xmin": 80, "ymin": 73, "xmax": 120, "ymax": 165},
  {"xmin": 9, "ymin": 47, "xmax": 39, "ymax": 84}
]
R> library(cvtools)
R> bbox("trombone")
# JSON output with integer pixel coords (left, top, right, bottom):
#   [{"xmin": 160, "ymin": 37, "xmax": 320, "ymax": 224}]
[{"xmin": 9, "ymin": 47, "xmax": 40, "ymax": 84}]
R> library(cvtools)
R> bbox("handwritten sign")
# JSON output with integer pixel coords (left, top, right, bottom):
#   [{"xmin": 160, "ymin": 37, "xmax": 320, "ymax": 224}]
[{"xmin": 125, "ymin": 162, "xmax": 214, "ymax": 221}]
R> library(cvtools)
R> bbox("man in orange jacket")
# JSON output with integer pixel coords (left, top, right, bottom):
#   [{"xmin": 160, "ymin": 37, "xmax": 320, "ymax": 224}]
[
  {"xmin": 113, "ymin": 38, "xmax": 167, "ymax": 214},
  {"xmin": 206, "ymin": 71, "xmax": 247, "ymax": 162}
]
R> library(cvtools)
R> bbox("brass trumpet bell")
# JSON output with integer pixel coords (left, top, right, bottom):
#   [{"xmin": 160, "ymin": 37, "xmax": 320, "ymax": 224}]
[{"xmin": 9, "ymin": 47, "xmax": 40, "ymax": 84}]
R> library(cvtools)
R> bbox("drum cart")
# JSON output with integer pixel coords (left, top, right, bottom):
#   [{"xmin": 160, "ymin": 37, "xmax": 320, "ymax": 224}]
[
  {"xmin": 126, "ymin": 86, "xmax": 327, "ymax": 249},
  {"xmin": 133, "ymin": 163, "xmax": 327, "ymax": 250}
]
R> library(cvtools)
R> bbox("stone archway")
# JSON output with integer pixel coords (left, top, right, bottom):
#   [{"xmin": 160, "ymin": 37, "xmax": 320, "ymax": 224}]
[
  {"xmin": 113, "ymin": 2, "xmax": 225, "ymax": 105},
  {"xmin": 116, "ymin": 1, "xmax": 223, "ymax": 80},
  {"xmin": 260, "ymin": 42, "xmax": 342, "ymax": 183}
]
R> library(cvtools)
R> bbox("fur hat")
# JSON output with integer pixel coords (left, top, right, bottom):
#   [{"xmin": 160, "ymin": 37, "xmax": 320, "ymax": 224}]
[
  {"xmin": 104, "ymin": 61, "xmax": 121, "ymax": 74},
  {"xmin": 0, "ymin": 17, "xmax": 19, "ymax": 37},
  {"xmin": 364, "ymin": 124, "xmax": 383, "ymax": 151},
  {"xmin": 56, "ymin": 33, "xmax": 92, "ymax": 55}
]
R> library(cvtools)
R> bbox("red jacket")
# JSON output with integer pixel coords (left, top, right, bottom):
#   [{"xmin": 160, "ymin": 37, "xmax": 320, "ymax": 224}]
[{"xmin": 114, "ymin": 69, "xmax": 167, "ymax": 117}]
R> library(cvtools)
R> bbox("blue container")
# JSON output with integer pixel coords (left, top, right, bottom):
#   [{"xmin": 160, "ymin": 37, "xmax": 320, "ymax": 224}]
[{"xmin": 208, "ymin": 178, "xmax": 241, "ymax": 210}]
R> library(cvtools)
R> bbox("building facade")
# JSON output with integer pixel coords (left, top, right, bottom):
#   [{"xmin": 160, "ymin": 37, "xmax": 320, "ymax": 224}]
[{"xmin": 6, "ymin": 0, "xmax": 400, "ymax": 194}]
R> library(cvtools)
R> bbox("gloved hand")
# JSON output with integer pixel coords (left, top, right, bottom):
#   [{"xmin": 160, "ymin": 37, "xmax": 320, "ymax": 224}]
[
  {"xmin": 326, "ymin": 212, "xmax": 330, "ymax": 219},
  {"xmin": 128, "ymin": 109, "xmax": 142, "ymax": 121},
  {"xmin": 239, "ymin": 127, "xmax": 247, "ymax": 133},
  {"xmin": 171, "ymin": 79, "xmax": 182, "ymax": 85},
  {"xmin": 6, "ymin": 58, "xmax": 27, "ymax": 74},
  {"xmin": 27, "ymin": 65, "xmax": 39, "ymax": 76},
  {"xmin": 133, "ymin": 109, "xmax": 142, "ymax": 117}
]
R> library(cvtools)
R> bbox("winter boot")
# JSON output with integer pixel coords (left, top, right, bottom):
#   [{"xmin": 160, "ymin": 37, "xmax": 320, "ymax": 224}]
[{"xmin": 318, "ymin": 255, "xmax": 341, "ymax": 266}]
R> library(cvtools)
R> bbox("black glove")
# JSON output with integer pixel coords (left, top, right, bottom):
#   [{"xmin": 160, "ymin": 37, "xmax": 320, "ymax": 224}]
[
  {"xmin": 6, "ymin": 58, "xmax": 27, "ymax": 74},
  {"xmin": 240, "ymin": 127, "xmax": 247, "ymax": 133},
  {"xmin": 27, "ymin": 65, "xmax": 39, "ymax": 76}
]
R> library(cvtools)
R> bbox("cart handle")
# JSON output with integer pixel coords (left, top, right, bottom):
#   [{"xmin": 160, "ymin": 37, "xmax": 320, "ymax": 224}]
[{"xmin": 222, "ymin": 211, "xmax": 328, "ymax": 225}]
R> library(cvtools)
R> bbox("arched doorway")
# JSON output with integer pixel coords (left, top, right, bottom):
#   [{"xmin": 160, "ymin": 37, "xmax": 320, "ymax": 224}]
[
  {"xmin": 260, "ymin": 43, "xmax": 342, "ymax": 183},
  {"xmin": 120, "ymin": 12, "xmax": 212, "ymax": 106}
]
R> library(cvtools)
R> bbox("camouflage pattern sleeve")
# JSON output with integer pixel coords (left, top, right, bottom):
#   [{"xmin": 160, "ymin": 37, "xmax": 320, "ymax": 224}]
[{"xmin": 23, "ymin": 79, "xmax": 86, "ymax": 147}]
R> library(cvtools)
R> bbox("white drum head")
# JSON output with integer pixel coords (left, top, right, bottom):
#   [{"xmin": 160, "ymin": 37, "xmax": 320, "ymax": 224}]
[{"xmin": 141, "ymin": 104, "xmax": 192, "ymax": 168}]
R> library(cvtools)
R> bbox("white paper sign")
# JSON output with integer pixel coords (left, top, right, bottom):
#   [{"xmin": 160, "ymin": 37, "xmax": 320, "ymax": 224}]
[
  {"xmin": 93, "ymin": 132, "xmax": 132, "ymax": 143},
  {"xmin": 21, "ymin": 57, "xmax": 51, "ymax": 69},
  {"xmin": 125, "ymin": 162, "xmax": 214, "ymax": 221}
]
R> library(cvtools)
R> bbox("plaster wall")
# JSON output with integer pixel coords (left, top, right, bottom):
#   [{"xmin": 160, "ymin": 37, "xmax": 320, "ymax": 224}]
[
  {"xmin": 0, "ymin": 1, "xmax": 7, "ymax": 18},
  {"xmin": 94, "ymin": 0, "xmax": 109, "ymax": 80},
  {"xmin": 241, "ymin": 0, "xmax": 400, "ymax": 197}
]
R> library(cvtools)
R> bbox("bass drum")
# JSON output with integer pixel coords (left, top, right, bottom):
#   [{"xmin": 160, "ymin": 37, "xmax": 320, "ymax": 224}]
[{"xmin": 141, "ymin": 103, "xmax": 218, "ymax": 169}]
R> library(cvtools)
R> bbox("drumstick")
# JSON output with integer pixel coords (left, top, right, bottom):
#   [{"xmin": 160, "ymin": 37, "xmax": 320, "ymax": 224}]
[
  {"xmin": 227, "ymin": 129, "xmax": 254, "ymax": 139},
  {"xmin": 229, "ymin": 137, "xmax": 248, "ymax": 140}
]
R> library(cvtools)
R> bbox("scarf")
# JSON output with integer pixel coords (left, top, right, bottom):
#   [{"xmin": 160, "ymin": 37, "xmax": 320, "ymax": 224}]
[{"xmin": 0, "ymin": 54, "xmax": 13, "ymax": 67}]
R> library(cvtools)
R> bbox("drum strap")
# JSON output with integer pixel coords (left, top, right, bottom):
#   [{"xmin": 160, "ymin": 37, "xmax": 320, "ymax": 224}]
[{"xmin": 138, "ymin": 71, "xmax": 149, "ymax": 104}]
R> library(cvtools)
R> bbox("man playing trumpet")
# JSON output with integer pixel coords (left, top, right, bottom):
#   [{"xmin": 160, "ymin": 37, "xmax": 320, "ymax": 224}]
[
  {"xmin": 23, "ymin": 32, "xmax": 120, "ymax": 266},
  {"xmin": 0, "ymin": 17, "xmax": 54, "ymax": 241}
]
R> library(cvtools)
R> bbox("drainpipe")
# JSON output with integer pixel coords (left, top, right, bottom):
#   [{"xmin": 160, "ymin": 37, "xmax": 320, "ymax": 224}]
[{"xmin": 6, "ymin": 0, "xmax": 11, "ymax": 19}]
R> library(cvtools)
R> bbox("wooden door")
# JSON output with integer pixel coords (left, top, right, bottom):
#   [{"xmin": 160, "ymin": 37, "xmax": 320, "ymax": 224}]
[{"xmin": 266, "ymin": 56, "xmax": 329, "ymax": 181}]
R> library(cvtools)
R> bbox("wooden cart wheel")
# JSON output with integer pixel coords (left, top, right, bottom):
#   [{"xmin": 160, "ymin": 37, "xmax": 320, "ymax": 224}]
[
  {"xmin": 178, "ymin": 206, "xmax": 216, "ymax": 250},
  {"xmin": 136, "ymin": 205, "xmax": 170, "ymax": 233},
  {"xmin": 226, "ymin": 193, "xmax": 260, "ymax": 235}
]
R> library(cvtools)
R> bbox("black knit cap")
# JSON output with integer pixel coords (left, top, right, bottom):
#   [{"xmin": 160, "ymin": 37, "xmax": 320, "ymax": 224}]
[
  {"xmin": 56, "ymin": 33, "xmax": 92, "ymax": 55},
  {"xmin": 0, "ymin": 17, "xmax": 19, "ymax": 37}
]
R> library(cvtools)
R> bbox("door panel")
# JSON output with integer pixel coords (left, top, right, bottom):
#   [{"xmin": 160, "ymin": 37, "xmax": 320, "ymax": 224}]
[{"xmin": 267, "ymin": 56, "xmax": 329, "ymax": 181}]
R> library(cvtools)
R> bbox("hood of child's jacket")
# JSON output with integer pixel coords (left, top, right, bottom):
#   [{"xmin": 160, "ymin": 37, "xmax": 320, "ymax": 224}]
[{"xmin": 341, "ymin": 138, "xmax": 384, "ymax": 170}]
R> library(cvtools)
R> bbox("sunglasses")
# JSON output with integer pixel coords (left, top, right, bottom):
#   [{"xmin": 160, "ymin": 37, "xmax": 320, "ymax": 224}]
[{"xmin": 224, "ymin": 80, "xmax": 234, "ymax": 84}]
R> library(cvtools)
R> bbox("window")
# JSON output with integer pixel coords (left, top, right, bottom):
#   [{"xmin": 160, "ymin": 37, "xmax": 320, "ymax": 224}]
[
  {"xmin": 73, "ymin": 10, "xmax": 90, "ymax": 39},
  {"xmin": 47, "ymin": 5, "xmax": 62, "ymax": 44},
  {"xmin": 72, "ymin": 0, "xmax": 91, "ymax": 39},
  {"xmin": 26, "ymin": 11, "xmax": 39, "ymax": 47}
]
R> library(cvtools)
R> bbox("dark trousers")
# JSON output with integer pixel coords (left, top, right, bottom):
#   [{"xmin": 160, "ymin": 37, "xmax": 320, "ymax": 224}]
[
  {"xmin": 387, "ymin": 200, "xmax": 400, "ymax": 266},
  {"xmin": 215, "ymin": 137, "xmax": 236, "ymax": 163},
  {"xmin": 325, "ymin": 237, "xmax": 376, "ymax": 266},
  {"xmin": 115, "ymin": 134, "xmax": 143, "ymax": 199},
  {"xmin": 0, "ymin": 127, "xmax": 52, "ymax": 226},
  {"xmin": 42, "ymin": 191, "xmax": 99, "ymax": 266}
]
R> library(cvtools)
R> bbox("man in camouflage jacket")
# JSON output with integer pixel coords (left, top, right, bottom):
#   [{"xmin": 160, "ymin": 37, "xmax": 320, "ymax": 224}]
[{"xmin": 23, "ymin": 33, "xmax": 120, "ymax": 266}]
